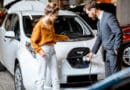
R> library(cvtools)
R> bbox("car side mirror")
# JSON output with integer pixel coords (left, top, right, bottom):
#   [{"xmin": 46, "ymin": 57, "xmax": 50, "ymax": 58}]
[{"xmin": 4, "ymin": 31, "xmax": 15, "ymax": 39}]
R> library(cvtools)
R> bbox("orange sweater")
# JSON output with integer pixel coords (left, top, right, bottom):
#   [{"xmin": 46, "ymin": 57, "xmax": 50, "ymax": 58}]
[{"xmin": 30, "ymin": 19, "xmax": 69, "ymax": 53}]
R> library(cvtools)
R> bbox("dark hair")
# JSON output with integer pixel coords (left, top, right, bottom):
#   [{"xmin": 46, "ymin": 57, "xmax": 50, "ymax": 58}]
[
  {"xmin": 44, "ymin": 2, "xmax": 59, "ymax": 15},
  {"xmin": 84, "ymin": 0, "xmax": 100, "ymax": 11}
]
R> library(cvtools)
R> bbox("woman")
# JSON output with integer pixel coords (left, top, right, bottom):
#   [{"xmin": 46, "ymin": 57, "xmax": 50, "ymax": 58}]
[{"xmin": 30, "ymin": 2, "xmax": 69, "ymax": 90}]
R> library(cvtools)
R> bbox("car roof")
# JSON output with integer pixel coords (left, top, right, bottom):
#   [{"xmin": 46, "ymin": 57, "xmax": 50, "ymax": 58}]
[
  {"xmin": 7, "ymin": 0, "xmax": 76, "ymax": 16},
  {"xmin": 17, "ymin": 10, "xmax": 76, "ymax": 16},
  {"xmin": 8, "ymin": 0, "xmax": 46, "ymax": 13}
]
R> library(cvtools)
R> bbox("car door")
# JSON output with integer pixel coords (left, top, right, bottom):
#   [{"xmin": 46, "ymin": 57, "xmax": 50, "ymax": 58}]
[{"xmin": 1, "ymin": 14, "xmax": 20, "ymax": 71}]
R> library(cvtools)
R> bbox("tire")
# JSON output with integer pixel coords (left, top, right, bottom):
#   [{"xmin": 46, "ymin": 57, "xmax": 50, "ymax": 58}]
[
  {"xmin": 0, "ymin": 62, "xmax": 6, "ymax": 71},
  {"xmin": 14, "ymin": 64, "xmax": 25, "ymax": 90},
  {"xmin": 121, "ymin": 43, "xmax": 130, "ymax": 66}
]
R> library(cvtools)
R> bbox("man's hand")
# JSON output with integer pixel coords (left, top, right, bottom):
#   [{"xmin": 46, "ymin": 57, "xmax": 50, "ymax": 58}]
[
  {"xmin": 85, "ymin": 52, "xmax": 94, "ymax": 61},
  {"xmin": 114, "ymin": 49, "xmax": 118, "ymax": 55}
]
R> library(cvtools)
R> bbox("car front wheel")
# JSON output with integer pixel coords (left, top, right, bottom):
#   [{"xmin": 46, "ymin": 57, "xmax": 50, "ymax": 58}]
[
  {"xmin": 15, "ymin": 64, "xmax": 25, "ymax": 90},
  {"xmin": 121, "ymin": 43, "xmax": 130, "ymax": 66}
]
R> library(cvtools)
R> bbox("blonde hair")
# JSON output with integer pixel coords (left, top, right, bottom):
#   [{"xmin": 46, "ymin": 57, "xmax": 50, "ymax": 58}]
[{"xmin": 44, "ymin": 2, "xmax": 59, "ymax": 15}]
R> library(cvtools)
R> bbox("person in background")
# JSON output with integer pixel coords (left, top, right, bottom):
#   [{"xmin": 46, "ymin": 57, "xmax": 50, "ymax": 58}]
[
  {"xmin": 84, "ymin": 0, "xmax": 122, "ymax": 77},
  {"xmin": 30, "ymin": 2, "xmax": 69, "ymax": 90},
  {"xmin": 0, "ymin": 8, "xmax": 7, "ymax": 25}
]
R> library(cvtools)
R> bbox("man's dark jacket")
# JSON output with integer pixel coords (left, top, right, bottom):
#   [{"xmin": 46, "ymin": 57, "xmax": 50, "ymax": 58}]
[{"xmin": 92, "ymin": 11, "xmax": 122, "ymax": 54}]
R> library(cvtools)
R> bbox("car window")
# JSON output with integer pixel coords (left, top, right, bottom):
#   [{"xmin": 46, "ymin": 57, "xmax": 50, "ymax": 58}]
[
  {"xmin": 13, "ymin": 16, "xmax": 20, "ymax": 40},
  {"xmin": 54, "ymin": 16, "xmax": 83, "ymax": 38},
  {"xmin": 23, "ymin": 15, "xmax": 94, "ymax": 40},
  {"xmin": 4, "ymin": 14, "xmax": 20, "ymax": 40},
  {"xmin": 54, "ymin": 16, "xmax": 93, "ymax": 39},
  {"xmin": 4, "ymin": 15, "xmax": 12, "ymax": 31},
  {"xmin": 23, "ymin": 16, "xmax": 40, "ymax": 37}
]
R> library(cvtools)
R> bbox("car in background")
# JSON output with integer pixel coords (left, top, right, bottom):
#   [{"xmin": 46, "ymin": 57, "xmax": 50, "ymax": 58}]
[
  {"xmin": 121, "ymin": 25, "xmax": 130, "ymax": 66},
  {"xmin": 86, "ymin": 67, "xmax": 130, "ymax": 90},
  {"xmin": 0, "ymin": 1, "xmax": 105, "ymax": 90}
]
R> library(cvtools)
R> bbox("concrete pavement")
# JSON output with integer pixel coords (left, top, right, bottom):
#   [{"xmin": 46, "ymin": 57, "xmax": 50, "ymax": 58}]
[
  {"xmin": 0, "ymin": 67, "xmax": 127, "ymax": 90},
  {"xmin": 0, "ymin": 71, "xmax": 88, "ymax": 90},
  {"xmin": 0, "ymin": 71, "xmax": 15, "ymax": 90}
]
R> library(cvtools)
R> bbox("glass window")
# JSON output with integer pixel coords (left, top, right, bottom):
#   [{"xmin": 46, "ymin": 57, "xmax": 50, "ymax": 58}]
[
  {"xmin": 23, "ymin": 16, "xmax": 40, "ymax": 37},
  {"xmin": 23, "ymin": 15, "xmax": 94, "ymax": 40},
  {"xmin": 4, "ymin": 15, "xmax": 12, "ymax": 31},
  {"xmin": 54, "ymin": 16, "xmax": 93, "ymax": 39},
  {"xmin": 13, "ymin": 16, "xmax": 20, "ymax": 40},
  {"xmin": 4, "ymin": 14, "xmax": 20, "ymax": 40}
]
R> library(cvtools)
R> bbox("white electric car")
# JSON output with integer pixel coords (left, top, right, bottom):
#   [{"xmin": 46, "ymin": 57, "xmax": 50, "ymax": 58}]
[{"xmin": 0, "ymin": 1, "xmax": 105, "ymax": 90}]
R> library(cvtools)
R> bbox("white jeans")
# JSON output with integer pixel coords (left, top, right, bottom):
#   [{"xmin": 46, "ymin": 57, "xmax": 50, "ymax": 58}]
[{"xmin": 36, "ymin": 45, "xmax": 60, "ymax": 90}]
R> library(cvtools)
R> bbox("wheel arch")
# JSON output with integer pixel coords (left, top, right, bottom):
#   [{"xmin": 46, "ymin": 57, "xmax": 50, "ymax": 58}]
[
  {"xmin": 14, "ymin": 58, "xmax": 19, "ymax": 72},
  {"xmin": 120, "ymin": 41, "xmax": 130, "ymax": 66}
]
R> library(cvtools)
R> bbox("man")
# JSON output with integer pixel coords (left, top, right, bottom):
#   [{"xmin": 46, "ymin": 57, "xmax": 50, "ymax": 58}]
[{"xmin": 84, "ymin": 0, "xmax": 122, "ymax": 77}]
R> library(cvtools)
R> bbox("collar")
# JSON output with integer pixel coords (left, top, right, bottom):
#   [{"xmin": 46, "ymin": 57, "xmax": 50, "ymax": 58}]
[{"xmin": 98, "ymin": 11, "xmax": 103, "ymax": 21}]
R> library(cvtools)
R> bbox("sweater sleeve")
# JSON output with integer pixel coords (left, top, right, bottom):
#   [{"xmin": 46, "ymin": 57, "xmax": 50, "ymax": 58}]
[
  {"xmin": 55, "ymin": 34, "xmax": 70, "ymax": 42},
  {"xmin": 30, "ymin": 22, "xmax": 42, "ymax": 53}
]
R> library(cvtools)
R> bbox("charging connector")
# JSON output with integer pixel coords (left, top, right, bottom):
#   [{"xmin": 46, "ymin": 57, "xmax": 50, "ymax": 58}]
[{"xmin": 83, "ymin": 56, "xmax": 90, "ymax": 62}]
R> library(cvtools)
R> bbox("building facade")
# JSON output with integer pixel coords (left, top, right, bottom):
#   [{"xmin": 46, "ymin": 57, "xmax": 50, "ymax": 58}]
[{"xmin": 0, "ymin": 0, "xmax": 3, "ymax": 8}]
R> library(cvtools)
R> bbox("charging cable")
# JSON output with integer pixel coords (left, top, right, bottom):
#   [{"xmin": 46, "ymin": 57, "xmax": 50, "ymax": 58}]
[{"xmin": 83, "ymin": 56, "xmax": 93, "ymax": 84}]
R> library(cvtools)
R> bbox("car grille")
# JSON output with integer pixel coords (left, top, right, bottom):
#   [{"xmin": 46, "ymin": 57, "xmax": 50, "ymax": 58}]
[
  {"xmin": 61, "ymin": 74, "xmax": 97, "ymax": 87},
  {"xmin": 67, "ymin": 47, "xmax": 90, "ymax": 68}
]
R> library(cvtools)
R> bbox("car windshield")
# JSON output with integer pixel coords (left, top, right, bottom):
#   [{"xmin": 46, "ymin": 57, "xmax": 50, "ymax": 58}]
[{"xmin": 23, "ymin": 15, "xmax": 93, "ymax": 40}]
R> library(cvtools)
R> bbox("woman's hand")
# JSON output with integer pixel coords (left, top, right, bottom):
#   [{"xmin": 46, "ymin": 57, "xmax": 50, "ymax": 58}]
[{"xmin": 39, "ymin": 49, "xmax": 46, "ymax": 57}]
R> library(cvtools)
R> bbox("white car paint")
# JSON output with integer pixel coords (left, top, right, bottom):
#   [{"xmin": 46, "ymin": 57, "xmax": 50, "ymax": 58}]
[
  {"xmin": 0, "ymin": 1, "xmax": 105, "ymax": 90},
  {"xmin": 3, "ymin": 0, "xmax": 15, "ymax": 6},
  {"xmin": 3, "ymin": 0, "xmax": 48, "ymax": 7}
]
